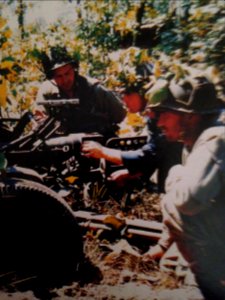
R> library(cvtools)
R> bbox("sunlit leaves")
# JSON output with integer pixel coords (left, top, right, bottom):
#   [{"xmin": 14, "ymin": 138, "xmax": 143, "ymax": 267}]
[
  {"xmin": 0, "ymin": 16, "xmax": 7, "ymax": 29},
  {"xmin": 118, "ymin": 112, "xmax": 147, "ymax": 137},
  {"xmin": 114, "ymin": 9, "xmax": 138, "ymax": 36},
  {"xmin": 105, "ymin": 47, "xmax": 153, "ymax": 96},
  {"xmin": 0, "ymin": 16, "xmax": 12, "ymax": 50},
  {"xmin": 1, "ymin": 0, "xmax": 225, "ymax": 126}
]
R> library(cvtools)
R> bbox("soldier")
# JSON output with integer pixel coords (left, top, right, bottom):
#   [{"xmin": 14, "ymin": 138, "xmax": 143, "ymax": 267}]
[
  {"xmin": 81, "ymin": 62, "xmax": 184, "ymax": 193},
  {"xmin": 36, "ymin": 45, "xmax": 126, "ymax": 140},
  {"xmin": 81, "ymin": 100, "xmax": 183, "ymax": 194},
  {"xmin": 145, "ymin": 75, "xmax": 225, "ymax": 300}
]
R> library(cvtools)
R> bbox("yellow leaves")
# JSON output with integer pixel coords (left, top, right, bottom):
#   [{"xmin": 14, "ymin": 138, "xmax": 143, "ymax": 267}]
[
  {"xmin": 0, "ymin": 1, "xmax": 222, "ymax": 132},
  {"xmin": 126, "ymin": 10, "xmax": 137, "ymax": 21},
  {"xmin": 114, "ymin": 18, "xmax": 129, "ymax": 36},
  {"xmin": 79, "ymin": 61, "xmax": 89, "ymax": 76},
  {"xmin": 24, "ymin": 85, "xmax": 39, "ymax": 104},
  {"xmin": 145, "ymin": 7, "xmax": 158, "ymax": 19},
  {"xmin": 189, "ymin": 8, "xmax": 204, "ymax": 21},
  {"xmin": 20, "ymin": 97, "xmax": 32, "ymax": 111},
  {"xmin": 0, "ymin": 59, "xmax": 23, "ymax": 85},
  {"xmin": 126, "ymin": 113, "xmax": 145, "ymax": 127},
  {"xmin": 4, "ymin": 28, "xmax": 12, "ymax": 39},
  {"xmin": 1, "ymin": 30, "xmax": 12, "ymax": 50},
  {"xmin": 65, "ymin": 176, "xmax": 79, "ymax": 184},
  {"xmin": 153, "ymin": 61, "xmax": 162, "ymax": 78},
  {"xmin": 117, "ymin": 112, "xmax": 146, "ymax": 137},
  {"xmin": 114, "ymin": 9, "xmax": 138, "ymax": 35},
  {"xmin": 106, "ymin": 60, "xmax": 121, "ymax": 75},
  {"xmin": 28, "ymin": 85, "xmax": 39, "ymax": 97},
  {"xmin": 0, "ymin": 17, "xmax": 12, "ymax": 50},
  {"xmin": 6, "ymin": 73, "xmax": 17, "ymax": 83},
  {"xmin": 169, "ymin": 64, "xmax": 189, "ymax": 81},
  {"xmin": 1, "ymin": 60, "xmax": 14, "ymax": 70},
  {"xmin": 139, "ymin": 49, "xmax": 151, "ymax": 64},
  {"xmin": 125, "ymin": 47, "xmax": 140, "ymax": 64},
  {"xmin": 0, "ymin": 77, "xmax": 7, "ymax": 108},
  {"xmin": 1, "ymin": 41, "xmax": 11, "ymax": 50},
  {"xmin": 0, "ymin": 17, "xmax": 6, "ymax": 29},
  {"xmin": 125, "ymin": 68, "xmax": 137, "ymax": 85},
  {"xmin": 118, "ymin": 128, "xmax": 132, "ymax": 137},
  {"xmin": 105, "ymin": 75, "xmax": 121, "ymax": 90}
]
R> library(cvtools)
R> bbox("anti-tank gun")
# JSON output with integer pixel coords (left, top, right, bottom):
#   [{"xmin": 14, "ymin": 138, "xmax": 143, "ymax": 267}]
[
  {"xmin": 1, "ymin": 99, "xmax": 105, "ymax": 207},
  {"xmin": 1, "ymin": 98, "xmax": 151, "ymax": 209}
]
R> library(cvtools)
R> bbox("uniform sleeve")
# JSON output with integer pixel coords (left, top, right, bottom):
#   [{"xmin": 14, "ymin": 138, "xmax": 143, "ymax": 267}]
[
  {"xmin": 164, "ymin": 128, "xmax": 225, "ymax": 216},
  {"xmin": 121, "ymin": 142, "xmax": 159, "ymax": 176},
  {"xmin": 158, "ymin": 224, "xmax": 174, "ymax": 250},
  {"xmin": 94, "ymin": 85, "xmax": 126, "ymax": 124}
]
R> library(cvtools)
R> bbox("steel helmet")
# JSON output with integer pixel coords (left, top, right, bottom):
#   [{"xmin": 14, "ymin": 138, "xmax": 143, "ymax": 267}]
[{"xmin": 41, "ymin": 46, "xmax": 79, "ymax": 79}]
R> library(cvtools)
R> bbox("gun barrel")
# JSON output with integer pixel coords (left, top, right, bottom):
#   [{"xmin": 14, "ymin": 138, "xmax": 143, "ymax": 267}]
[
  {"xmin": 37, "ymin": 99, "xmax": 80, "ymax": 107},
  {"xmin": 74, "ymin": 210, "xmax": 162, "ymax": 241}
]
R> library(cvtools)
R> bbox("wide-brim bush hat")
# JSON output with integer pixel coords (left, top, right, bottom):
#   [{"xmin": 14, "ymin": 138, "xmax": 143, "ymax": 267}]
[{"xmin": 146, "ymin": 76, "xmax": 225, "ymax": 114}]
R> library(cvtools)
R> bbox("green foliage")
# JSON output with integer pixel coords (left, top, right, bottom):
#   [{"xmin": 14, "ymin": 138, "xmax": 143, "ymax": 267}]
[
  {"xmin": 154, "ymin": 0, "xmax": 192, "ymax": 55},
  {"xmin": 76, "ymin": 1, "xmax": 121, "ymax": 52},
  {"xmin": 16, "ymin": 0, "xmax": 27, "ymax": 39},
  {"xmin": 152, "ymin": 0, "xmax": 170, "ymax": 14},
  {"xmin": 26, "ymin": 48, "xmax": 43, "ymax": 60},
  {"xmin": 0, "ymin": 36, "xmax": 7, "ymax": 48},
  {"xmin": 184, "ymin": 1, "xmax": 225, "ymax": 74},
  {"xmin": 2, "ymin": 0, "xmax": 225, "ymax": 117}
]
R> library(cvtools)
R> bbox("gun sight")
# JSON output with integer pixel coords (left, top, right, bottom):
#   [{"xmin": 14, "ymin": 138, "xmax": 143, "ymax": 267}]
[{"xmin": 37, "ymin": 99, "xmax": 80, "ymax": 107}]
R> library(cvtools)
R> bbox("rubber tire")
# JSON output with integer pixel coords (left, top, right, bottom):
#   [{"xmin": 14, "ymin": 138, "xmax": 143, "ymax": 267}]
[{"xmin": 0, "ymin": 179, "xmax": 84, "ymax": 286}]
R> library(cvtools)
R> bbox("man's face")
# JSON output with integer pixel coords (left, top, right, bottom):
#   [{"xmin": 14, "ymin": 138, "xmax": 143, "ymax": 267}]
[
  {"xmin": 52, "ymin": 64, "xmax": 75, "ymax": 93},
  {"xmin": 123, "ymin": 92, "xmax": 145, "ymax": 113},
  {"xmin": 156, "ymin": 110, "xmax": 202, "ymax": 146},
  {"xmin": 156, "ymin": 110, "xmax": 184, "ymax": 142}
]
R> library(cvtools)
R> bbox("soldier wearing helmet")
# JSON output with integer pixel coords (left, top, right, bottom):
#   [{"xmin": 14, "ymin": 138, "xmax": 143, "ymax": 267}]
[
  {"xmin": 144, "ymin": 75, "xmax": 225, "ymax": 300},
  {"xmin": 36, "ymin": 46, "xmax": 126, "ymax": 139}
]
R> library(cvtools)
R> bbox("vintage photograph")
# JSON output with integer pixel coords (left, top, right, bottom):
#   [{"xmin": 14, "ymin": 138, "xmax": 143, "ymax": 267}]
[{"xmin": 0, "ymin": 0, "xmax": 225, "ymax": 299}]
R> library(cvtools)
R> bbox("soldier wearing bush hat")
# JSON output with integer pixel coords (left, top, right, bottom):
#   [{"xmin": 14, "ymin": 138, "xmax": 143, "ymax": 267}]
[
  {"xmin": 144, "ymin": 75, "xmax": 225, "ymax": 299},
  {"xmin": 35, "ymin": 45, "xmax": 126, "ymax": 139},
  {"xmin": 147, "ymin": 75, "xmax": 224, "ymax": 114}
]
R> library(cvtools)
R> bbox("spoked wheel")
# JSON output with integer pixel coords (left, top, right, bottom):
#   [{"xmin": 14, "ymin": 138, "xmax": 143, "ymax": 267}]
[{"xmin": 0, "ymin": 178, "xmax": 84, "ymax": 289}]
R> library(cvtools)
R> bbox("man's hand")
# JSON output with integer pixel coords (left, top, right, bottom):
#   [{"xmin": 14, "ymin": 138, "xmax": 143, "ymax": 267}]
[
  {"xmin": 82, "ymin": 141, "xmax": 123, "ymax": 165},
  {"xmin": 142, "ymin": 244, "xmax": 166, "ymax": 262},
  {"xmin": 33, "ymin": 110, "xmax": 47, "ymax": 122},
  {"xmin": 81, "ymin": 141, "xmax": 104, "ymax": 159}
]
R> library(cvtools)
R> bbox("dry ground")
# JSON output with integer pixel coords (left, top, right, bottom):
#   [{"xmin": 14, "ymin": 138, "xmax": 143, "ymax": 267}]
[{"xmin": 0, "ymin": 188, "xmax": 204, "ymax": 300}]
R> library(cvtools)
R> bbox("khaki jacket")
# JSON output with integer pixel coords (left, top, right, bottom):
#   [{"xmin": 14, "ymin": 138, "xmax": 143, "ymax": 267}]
[{"xmin": 160, "ymin": 125, "xmax": 225, "ymax": 277}]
